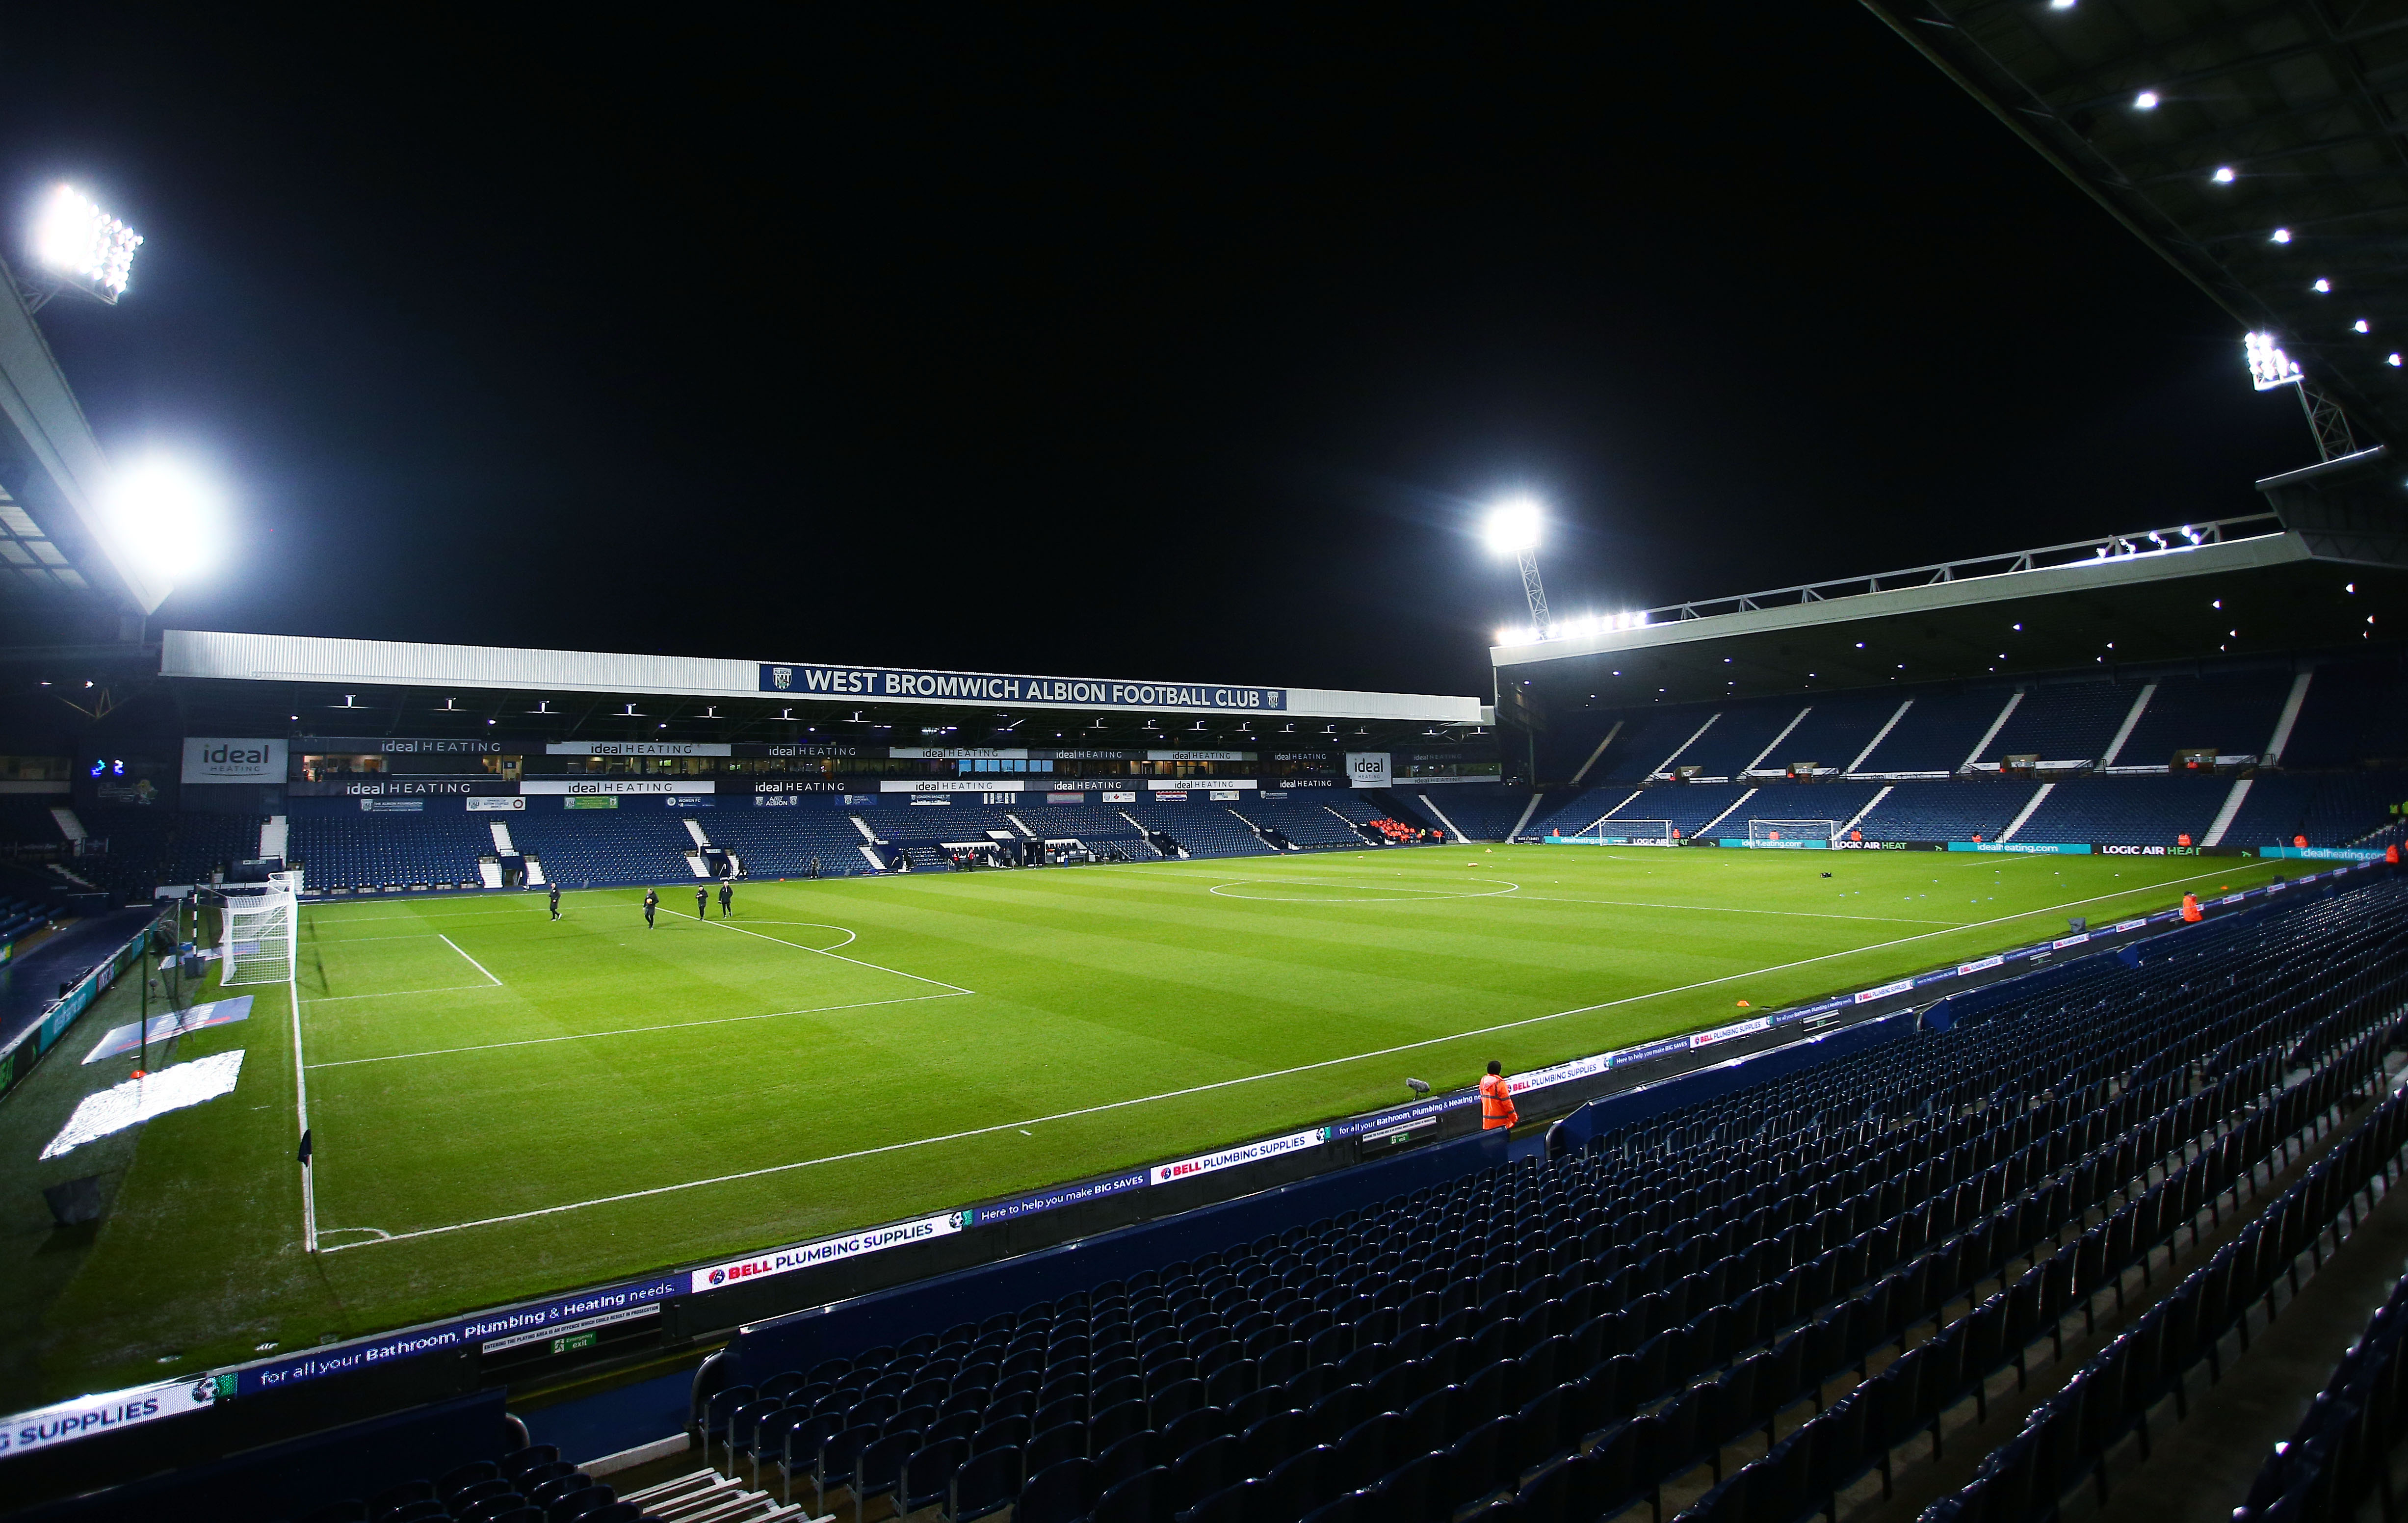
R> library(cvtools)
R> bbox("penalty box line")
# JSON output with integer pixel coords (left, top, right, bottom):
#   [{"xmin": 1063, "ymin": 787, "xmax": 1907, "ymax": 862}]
[
  {"xmin": 318, "ymin": 861, "xmax": 2255, "ymax": 1255},
  {"xmin": 304, "ymin": 990, "xmax": 969, "ymax": 1069}
]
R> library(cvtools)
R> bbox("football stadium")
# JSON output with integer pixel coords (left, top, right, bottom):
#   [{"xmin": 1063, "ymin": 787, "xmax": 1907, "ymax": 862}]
[{"xmin": 13, "ymin": 9, "xmax": 2408, "ymax": 1523}]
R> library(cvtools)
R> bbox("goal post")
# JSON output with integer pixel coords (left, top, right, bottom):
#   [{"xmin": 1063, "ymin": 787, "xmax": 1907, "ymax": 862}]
[
  {"xmin": 1575, "ymin": 819, "xmax": 1676, "ymax": 844},
  {"xmin": 221, "ymin": 891, "xmax": 297, "ymax": 987},
  {"xmin": 1747, "ymin": 819, "xmax": 1841, "ymax": 848}
]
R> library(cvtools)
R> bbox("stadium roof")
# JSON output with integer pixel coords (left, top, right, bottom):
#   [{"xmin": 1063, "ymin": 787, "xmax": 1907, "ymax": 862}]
[
  {"xmin": 0, "ymin": 263, "xmax": 164, "ymax": 621},
  {"xmin": 1863, "ymin": 0, "xmax": 2408, "ymax": 450},
  {"xmin": 157, "ymin": 630, "xmax": 1490, "ymax": 744},
  {"xmin": 1491, "ymin": 502, "xmax": 2408, "ymax": 704}
]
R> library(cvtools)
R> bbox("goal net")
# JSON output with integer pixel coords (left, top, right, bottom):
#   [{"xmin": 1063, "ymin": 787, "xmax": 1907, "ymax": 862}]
[
  {"xmin": 1747, "ymin": 819, "xmax": 1840, "ymax": 847},
  {"xmin": 1575, "ymin": 819, "xmax": 1676, "ymax": 844},
  {"xmin": 222, "ymin": 891, "xmax": 297, "ymax": 987}
]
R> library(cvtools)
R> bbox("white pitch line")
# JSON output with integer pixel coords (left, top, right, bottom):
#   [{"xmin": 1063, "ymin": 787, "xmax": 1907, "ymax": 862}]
[
  {"xmin": 304, "ymin": 991, "xmax": 968, "ymax": 1069},
  {"xmin": 1503, "ymin": 893, "xmax": 1963, "ymax": 926},
  {"xmin": 691, "ymin": 909, "xmax": 973, "ymax": 994},
  {"xmin": 319, "ymin": 861, "xmax": 2263, "ymax": 1253},
  {"xmin": 302, "ymin": 984, "xmax": 507, "ymax": 1003},
  {"xmin": 439, "ymin": 934, "xmax": 504, "ymax": 987}
]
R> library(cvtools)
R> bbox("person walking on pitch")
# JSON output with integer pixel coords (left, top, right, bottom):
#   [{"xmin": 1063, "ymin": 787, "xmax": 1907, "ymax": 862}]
[
  {"xmin": 643, "ymin": 887, "xmax": 658, "ymax": 928},
  {"xmin": 695, "ymin": 884, "xmax": 708, "ymax": 919},
  {"xmin": 549, "ymin": 884, "xmax": 561, "ymax": 920},
  {"xmin": 718, "ymin": 881, "xmax": 733, "ymax": 918}
]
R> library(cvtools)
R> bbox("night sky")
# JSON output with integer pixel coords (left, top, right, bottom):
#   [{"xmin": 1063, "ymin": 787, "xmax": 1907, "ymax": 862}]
[{"xmin": 0, "ymin": 11, "xmax": 2314, "ymax": 701}]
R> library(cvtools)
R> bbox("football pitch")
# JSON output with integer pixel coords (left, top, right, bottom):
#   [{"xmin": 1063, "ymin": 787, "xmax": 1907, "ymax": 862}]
[{"xmin": 9, "ymin": 843, "xmax": 2288, "ymax": 1405}]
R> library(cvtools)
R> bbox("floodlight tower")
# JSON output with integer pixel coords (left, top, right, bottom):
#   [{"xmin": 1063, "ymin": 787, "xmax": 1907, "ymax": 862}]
[
  {"xmin": 1484, "ymin": 496, "xmax": 1549, "ymax": 636},
  {"xmin": 2245, "ymin": 331, "xmax": 2356, "ymax": 462},
  {"xmin": 15, "ymin": 184, "xmax": 143, "ymax": 314}
]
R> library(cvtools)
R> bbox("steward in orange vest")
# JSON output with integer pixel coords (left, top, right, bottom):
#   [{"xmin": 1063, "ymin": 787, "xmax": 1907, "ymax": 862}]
[
  {"xmin": 1480, "ymin": 1061, "xmax": 1518, "ymax": 1130},
  {"xmin": 2180, "ymin": 892, "xmax": 2202, "ymax": 923}
]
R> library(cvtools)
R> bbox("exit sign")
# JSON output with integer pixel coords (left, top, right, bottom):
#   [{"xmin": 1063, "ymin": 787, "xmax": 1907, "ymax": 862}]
[{"xmin": 550, "ymin": 1332, "xmax": 598, "ymax": 1355}]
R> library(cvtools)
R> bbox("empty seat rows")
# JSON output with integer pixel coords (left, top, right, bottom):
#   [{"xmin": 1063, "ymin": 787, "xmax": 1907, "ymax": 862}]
[
  {"xmin": 695, "ymin": 880, "xmax": 2408, "ymax": 1523},
  {"xmin": 273, "ymin": 1443, "xmax": 798, "ymax": 1523}
]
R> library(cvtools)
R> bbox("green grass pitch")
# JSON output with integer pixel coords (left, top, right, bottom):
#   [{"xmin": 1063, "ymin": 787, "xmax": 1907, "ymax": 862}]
[{"xmin": 5, "ymin": 843, "xmax": 2285, "ymax": 1405}]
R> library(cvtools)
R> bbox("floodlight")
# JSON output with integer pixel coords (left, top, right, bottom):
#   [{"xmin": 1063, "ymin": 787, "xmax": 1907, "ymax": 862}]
[
  {"xmin": 2133, "ymin": 90, "xmax": 2159, "ymax": 109},
  {"xmin": 2271, "ymin": 227, "xmax": 2293, "ymax": 243},
  {"xmin": 2212, "ymin": 166, "xmax": 2236, "ymax": 183},
  {"xmin": 2245, "ymin": 331, "xmax": 2302, "ymax": 390},
  {"xmin": 100, "ymin": 455, "xmax": 221, "ymax": 588},
  {"xmin": 2313, "ymin": 278, "xmax": 2331, "ymax": 293},
  {"xmin": 1482, "ymin": 497, "xmax": 1543, "ymax": 555},
  {"xmin": 2390, "ymin": 354, "xmax": 2403, "ymax": 368},
  {"xmin": 30, "ymin": 184, "xmax": 142, "ymax": 304},
  {"xmin": 2356, "ymin": 319, "xmax": 2372, "ymax": 334}
]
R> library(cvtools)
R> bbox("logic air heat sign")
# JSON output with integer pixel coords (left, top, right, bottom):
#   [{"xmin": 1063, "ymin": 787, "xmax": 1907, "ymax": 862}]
[
  {"xmin": 181, "ymin": 737, "xmax": 286, "ymax": 785},
  {"xmin": 760, "ymin": 663, "xmax": 1285, "ymax": 713}
]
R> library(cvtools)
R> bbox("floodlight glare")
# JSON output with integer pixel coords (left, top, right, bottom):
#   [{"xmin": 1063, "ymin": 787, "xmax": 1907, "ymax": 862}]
[
  {"xmin": 2313, "ymin": 278, "xmax": 2331, "ymax": 293},
  {"xmin": 30, "ymin": 184, "xmax": 142, "ymax": 304},
  {"xmin": 2356, "ymin": 318, "xmax": 2372, "ymax": 334},
  {"xmin": 101, "ymin": 455, "xmax": 221, "ymax": 588},
  {"xmin": 2212, "ymin": 166, "xmax": 2236, "ymax": 183},
  {"xmin": 1482, "ymin": 497, "xmax": 1543, "ymax": 555},
  {"xmin": 2245, "ymin": 331, "xmax": 2303, "ymax": 391},
  {"xmin": 2133, "ymin": 90, "xmax": 2159, "ymax": 109},
  {"xmin": 2271, "ymin": 227, "xmax": 2293, "ymax": 243}
]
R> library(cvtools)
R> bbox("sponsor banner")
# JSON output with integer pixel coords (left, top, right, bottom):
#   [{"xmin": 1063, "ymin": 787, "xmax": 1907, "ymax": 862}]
[
  {"xmin": 1719, "ymin": 838, "xmax": 1830, "ymax": 850},
  {"xmin": 523, "ymin": 779, "xmax": 714, "ymax": 795},
  {"xmin": 1149, "ymin": 779, "xmax": 1254, "ymax": 791},
  {"xmin": 182, "ymin": 737, "xmax": 286, "ymax": 785},
  {"xmin": 302, "ymin": 737, "xmax": 513, "ymax": 756},
  {"xmin": 1145, "ymin": 750, "xmax": 1252, "ymax": 762},
  {"xmin": 1691, "ymin": 1014, "xmax": 1773, "ymax": 1048},
  {"xmin": 690, "ymin": 1211, "xmax": 961, "ymax": 1294},
  {"xmin": 745, "ymin": 780, "xmax": 852, "ymax": 794},
  {"xmin": 1151, "ymin": 1128, "xmax": 1323, "ymax": 1185},
  {"xmin": 360, "ymin": 799, "xmax": 424, "ymax": 813},
  {"xmin": 842, "ymin": 794, "xmax": 878, "ymax": 806},
  {"xmin": 567, "ymin": 796, "xmax": 618, "ymax": 810},
  {"xmin": 1209, "ymin": 790, "xmax": 1241, "ymax": 801},
  {"xmin": 882, "ymin": 779, "xmax": 1024, "ymax": 794},
  {"xmin": 1280, "ymin": 778, "xmax": 1335, "ymax": 789},
  {"xmin": 1344, "ymin": 752, "xmax": 1391, "ymax": 788},
  {"xmin": 1851, "ymin": 978, "xmax": 1915, "ymax": 1006},
  {"xmin": 665, "ymin": 796, "xmax": 715, "ymax": 809},
  {"xmin": 1947, "ymin": 841, "xmax": 2092, "ymax": 854},
  {"xmin": 1511, "ymin": 1050, "xmax": 1616, "ymax": 1094},
  {"xmin": 761, "ymin": 663, "xmax": 1286, "ymax": 712},
  {"xmin": 1155, "ymin": 791, "xmax": 1189, "ymax": 802},
  {"xmin": 1613, "ymin": 1035, "xmax": 1692, "ymax": 1068},
  {"xmin": 910, "ymin": 797, "xmax": 952, "ymax": 807},
  {"xmin": 755, "ymin": 795, "xmax": 799, "ymax": 808},
  {"xmin": 467, "ymin": 795, "xmax": 526, "ymax": 812},
  {"xmin": 1259, "ymin": 790, "xmax": 1288, "ymax": 799},
  {"xmin": 890, "ymin": 748, "xmax": 1029, "ymax": 760},
  {"xmin": 2263, "ymin": 845, "xmax": 2389, "ymax": 861},
  {"xmin": 1102, "ymin": 791, "xmax": 1137, "ymax": 803},
  {"xmin": 733, "ymin": 743, "xmax": 861, "ymax": 758},
  {"xmin": 479, "ymin": 1303, "xmax": 659, "ymax": 1355},
  {"xmin": 1956, "ymin": 955, "xmax": 2004, "ymax": 976},
  {"xmin": 2052, "ymin": 933, "xmax": 2090, "ymax": 949},
  {"xmin": 238, "ymin": 1276, "xmax": 682, "ymax": 1394},
  {"xmin": 289, "ymin": 778, "xmax": 516, "ymax": 798},
  {"xmin": 544, "ymin": 742, "xmax": 732, "ymax": 757},
  {"xmin": 1, "ymin": 1376, "xmax": 221, "ymax": 1457},
  {"xmin": 960, "ymin": 1168, "xmax": 1151, "ymax": 1227},
  {"xmin": 2117, "ymin": 917, "xmax": 2150, "ymax": 932},
  {"xmin": 1045, "ymin": 792, "xmax": 1085, "ymax": 804},
  {"xmin": 1327, "ymin": 1092, "xmax": 1475, "ymax": 1141}
]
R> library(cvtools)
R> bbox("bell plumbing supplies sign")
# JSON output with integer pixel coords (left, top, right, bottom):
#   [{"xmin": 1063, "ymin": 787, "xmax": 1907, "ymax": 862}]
[
  {"xmin": 689, "ymin": 1210, "xmax": 961, "ymax": 1294},
  {"xmin": 2, "ymin": 1375, "xmax": 219, "ymax": 1456},
  {"xmin": 1344, "ymin": 752, "xmax": 1391, "ymax": 788},
  {"xmin": 1151, "ymin": 1127, "xmax": 1322, "ymax": 1186},
  {"xmin": 182, "ymin": 737, "xmax": 286, "ymax": 785}
]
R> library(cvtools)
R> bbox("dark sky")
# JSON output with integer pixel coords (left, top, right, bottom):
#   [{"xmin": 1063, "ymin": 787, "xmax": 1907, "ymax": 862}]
[{"xmin": 0, "ymin": 10, "xmax": 2312, "ymax": 700}]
